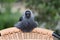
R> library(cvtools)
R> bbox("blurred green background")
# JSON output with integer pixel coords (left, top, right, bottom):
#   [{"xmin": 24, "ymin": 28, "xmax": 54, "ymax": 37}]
[{"xmin": 0, "ymin": 0, "xmax": 60, "ymax": 31}]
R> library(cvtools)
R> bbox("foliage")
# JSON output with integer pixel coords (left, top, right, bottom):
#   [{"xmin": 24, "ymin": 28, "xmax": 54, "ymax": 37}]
[
  {"xmin": 23, "ymin": 0, "xmax": 60, "ymax": 30},
  {"xmin": 0, "ymin": 0, "xmax": 21, "ymax": 30},
  {"xmin": 0, "ymin": 12, "xmax": 21, "ymax": 30},
  {"xmin": 0, "ymin": 0, "xmax": 60, "ymax": 30},
  {"xmin": 0, "ymin": 0, "xmax": 17, "ymax": 3}
]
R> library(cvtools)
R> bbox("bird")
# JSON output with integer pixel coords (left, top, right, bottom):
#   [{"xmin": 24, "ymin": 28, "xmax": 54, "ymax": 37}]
[{"xmin": 14, "ymin": 9, "xmax": 38, "ymax": 32}]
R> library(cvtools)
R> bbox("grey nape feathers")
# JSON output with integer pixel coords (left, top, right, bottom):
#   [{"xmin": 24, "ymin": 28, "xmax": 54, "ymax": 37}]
[{"xmin": 14, "ymin": 10, "xmax": 38, "ymax": 32}]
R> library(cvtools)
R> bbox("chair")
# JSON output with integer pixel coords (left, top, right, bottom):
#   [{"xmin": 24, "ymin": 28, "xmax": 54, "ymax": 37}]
[{"xmin": 0, "ymin": 27, "xmax": 54, "ymax": 40}]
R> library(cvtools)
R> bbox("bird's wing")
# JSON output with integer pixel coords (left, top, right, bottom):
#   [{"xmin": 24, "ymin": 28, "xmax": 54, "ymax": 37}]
[{"xmin": 19, "ymin": 16, "xmax": 23, "ymax": 21}]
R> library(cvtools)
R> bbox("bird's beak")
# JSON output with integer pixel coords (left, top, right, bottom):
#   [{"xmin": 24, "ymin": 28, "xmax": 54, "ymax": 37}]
[{"xmin": 27, "ymin": 15, "xmax": 29, "ymax": 16}]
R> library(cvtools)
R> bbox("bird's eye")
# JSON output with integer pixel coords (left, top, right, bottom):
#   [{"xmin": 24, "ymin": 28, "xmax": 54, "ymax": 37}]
[
  {"xmin": 25, "ymin": 12, "xmax": 31, "ymax": 15},
  {"xmin": 25, "ymin": 13, "xmax": 28, "ymax": 16}
]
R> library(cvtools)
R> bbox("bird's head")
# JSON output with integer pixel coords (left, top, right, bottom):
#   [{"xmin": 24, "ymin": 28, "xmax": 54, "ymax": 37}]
[{"xmin": 25, "ymin": 10, "xmax": 31, "ymax": 19}]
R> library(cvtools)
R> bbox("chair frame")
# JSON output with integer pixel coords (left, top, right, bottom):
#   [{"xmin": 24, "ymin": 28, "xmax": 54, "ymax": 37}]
[{"xmin": 0, "ymin": 27, "xmax": 54, "ymax": 40}]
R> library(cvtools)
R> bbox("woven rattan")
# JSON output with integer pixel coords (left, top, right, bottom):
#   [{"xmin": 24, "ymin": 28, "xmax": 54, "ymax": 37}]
[{"xmin": 0, "ymin": 27, "xmax": 54, "ymax": 40}]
